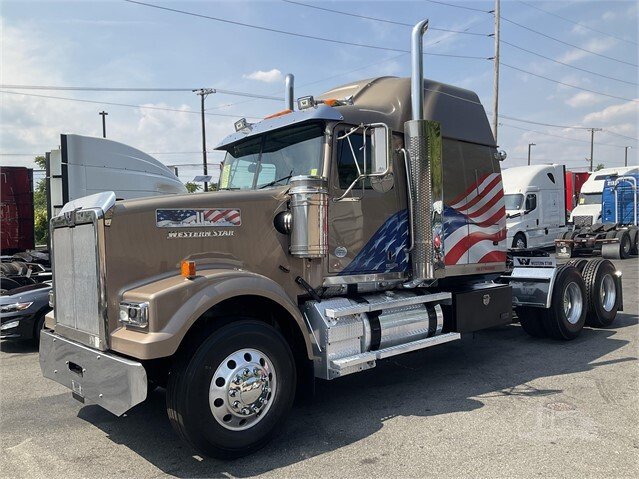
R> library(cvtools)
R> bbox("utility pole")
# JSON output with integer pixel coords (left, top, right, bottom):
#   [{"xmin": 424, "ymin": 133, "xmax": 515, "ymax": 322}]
[
  {"xmin": 491, "ymin": 0, "xmax": 501, "ymax": 143},
  {"xmin": 527, "ymin": 142, "xmax": 535, "ymax": 166},
  {"xmin": 625, "ymin": 146, "xmax": 632, "ymax": 167},
  {"xmin": 193, "ymin": 88, "xmax": 216, "ymax": 191},
  {"xmin": 589, "ymin": 128, "xmax": 602, "ymax": 171},
  {"xmin": 99, "ymin": 111, "xmax": 108, "ymax": 138}
]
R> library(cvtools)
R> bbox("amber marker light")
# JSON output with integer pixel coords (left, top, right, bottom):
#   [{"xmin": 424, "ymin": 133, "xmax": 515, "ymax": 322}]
[
  {"xmin": 181, "ymin": 260, "xmax": 196, "ymax": 279},
  {"xmin": 264, "ymin": 109, "xmax": 293, "ymax": 120}
]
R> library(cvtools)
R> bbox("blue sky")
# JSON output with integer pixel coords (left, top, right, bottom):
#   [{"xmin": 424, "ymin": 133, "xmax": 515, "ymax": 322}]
[{"xmin": 1, "ymin": 0, "xmax": 637, "ymax": 182}]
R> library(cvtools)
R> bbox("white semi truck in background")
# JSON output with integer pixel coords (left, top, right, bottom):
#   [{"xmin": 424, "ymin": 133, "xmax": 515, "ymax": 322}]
[
  {"xmin": 570, "ymin": 166, "xmax": 639, "ymax": 228},
  {"xmin": 503, "ymin": 164, "xmax": 569, "ymax": 249},
  {"xmin": 45, "ymin": 134, "xmax": 186, "ymax": 220}
]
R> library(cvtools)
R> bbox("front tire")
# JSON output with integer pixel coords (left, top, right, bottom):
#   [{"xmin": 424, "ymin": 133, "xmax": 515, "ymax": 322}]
[
  {"xmin": 166, "ymin": 320, "xmax": 296, "ymax": 459},
  {"xmin": 512, "ymin": 232, "xmax": 527, "ymax": 249}
]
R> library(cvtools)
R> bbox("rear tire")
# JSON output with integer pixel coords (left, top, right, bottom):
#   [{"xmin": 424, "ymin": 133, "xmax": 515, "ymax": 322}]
[
  {"xmin": 166, "ymin": 320, "xmax": 296, "ymax": 459},
  {"xmin": 617, "ymin": 230, "xmax": 631, "ymax": 259},
  {"xmin": 542, "ymin": 265, "xmax": 587, "ymax": 340},
  {"xmin": 582, "ymin": 259, "xmax": 619, "ymax": 328},
  {"xmin": 517, "ymin": 307, "xmax": 547, "ymax": 338},
  {"xmin": 566, "ymin": 258, "xmax": 588, "ymax": 274}
]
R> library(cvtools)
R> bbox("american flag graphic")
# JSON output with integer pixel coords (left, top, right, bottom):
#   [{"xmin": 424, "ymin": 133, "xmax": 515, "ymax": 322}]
[
  {"xmin": 338, "ymin": 172, "xmax": 506, "ymax": 274},
  {"xmin": 443, "ymin": 172, "xmax": 507, "ymax": 265},
  {"xmin": 156, "ymin": 208, "xmax": 241, "ymax": 228}
]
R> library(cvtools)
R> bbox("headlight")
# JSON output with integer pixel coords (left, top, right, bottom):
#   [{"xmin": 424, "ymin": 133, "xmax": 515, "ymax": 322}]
[
  {"xmin": 118, "ymin": 301, "xmax": 149, "ymax": 328},
  {"xmin": 0, "ymin": 320, "xmax": 20, "ymax": 330},
  {"xmin": 0, "ymin": 302, "xmax": 33, "ymax": 314},
  {"xmin": 48, "ymin": 290, "xmax": 54, "ymax": 308}
]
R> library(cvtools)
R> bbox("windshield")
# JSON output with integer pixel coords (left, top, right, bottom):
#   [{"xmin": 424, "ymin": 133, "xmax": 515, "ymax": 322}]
[
  {"xmin": 219, "ymin": 122, "xmax": 324, "ymax": 190},
  {"xmin": 504, "ymin": 194, "xmax": 524, "ymax": 210},
  {"xmin": 578, "ymin": 192, "xmax": 602, "ymax": 205}
]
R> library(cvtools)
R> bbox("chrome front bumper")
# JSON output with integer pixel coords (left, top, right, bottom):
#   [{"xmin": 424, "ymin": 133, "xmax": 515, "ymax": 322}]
[{"xmin": 39, "ymin": 330, "xmax": 147, "ymax": 416}]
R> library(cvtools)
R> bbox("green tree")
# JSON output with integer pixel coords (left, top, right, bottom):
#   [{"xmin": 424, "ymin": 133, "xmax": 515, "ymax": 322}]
[
  {"xmin": 184, "ymin": 182, "xmax": 201, "ymax": 193},
  {"xmin": 594, "ymin": 163, "xmax": 605, "ymax": 171},
  {"xmin": 33, "ymin": 155, "xmax": 48, "ymax": 245}
]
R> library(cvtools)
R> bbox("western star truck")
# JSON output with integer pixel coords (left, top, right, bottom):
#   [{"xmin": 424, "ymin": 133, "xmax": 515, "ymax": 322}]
[
  {"xmin": 503, "ymin": 164, "xmax": 570, "ymax": 249},
  {"xmin": 39, "ymin": 20, "xmax": 624, "ymax": 459}
]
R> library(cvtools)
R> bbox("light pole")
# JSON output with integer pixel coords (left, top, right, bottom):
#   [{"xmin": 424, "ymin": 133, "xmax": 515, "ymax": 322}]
[
  {"xmin": 193, "ymin": 88, "xmax": 216, "ymax": 192},
  {"xmin": 625, "ymin": 146, "xmax": 632, "ymax": 167},
  {"xmin": 99, "ymin": 111, "xmax": 108, "ymax": 138},
  {"xmin": 589, "ymin": 128, "xmax": 602, "ymax": 171},
  {"xmin": 527, "ymin": 142, "xmax": 535, "ymax": 166}
]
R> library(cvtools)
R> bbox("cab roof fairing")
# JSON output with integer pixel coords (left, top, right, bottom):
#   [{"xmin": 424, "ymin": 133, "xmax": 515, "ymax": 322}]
[{"xmin": 215, "ymin": 104, "xmax": 343, "ymax": 151}]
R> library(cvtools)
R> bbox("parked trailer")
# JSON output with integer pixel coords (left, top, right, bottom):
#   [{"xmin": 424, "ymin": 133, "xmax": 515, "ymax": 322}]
[
  {"xmin": 0, "ymin": 167, "xmax": 35, "ymax": 254},
  {"xmin": 565, "ymin": 170, "xmax": 590, "ymax": 214},
  {"xmin": 40, "ymin": 20, "xmax": 623, "ymax": 459},
  {"xmin": 557, "ymin": 173, "xmax": 639, "ymax": 259}
]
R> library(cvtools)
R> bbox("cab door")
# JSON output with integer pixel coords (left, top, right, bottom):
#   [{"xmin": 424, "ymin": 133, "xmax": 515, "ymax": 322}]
[{"xmin": 327, "ymin": 126, "xmax": 407, "ymax": 276}]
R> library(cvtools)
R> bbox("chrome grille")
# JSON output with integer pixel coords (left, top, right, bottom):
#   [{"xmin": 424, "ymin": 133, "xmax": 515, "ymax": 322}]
[
  {"xmin": 53, "ymin": 223, "xmax": 101, "ymax": 339},
  {"xmin": 574, "ymin": 215, "xmax": 593, "ymax": 227}
]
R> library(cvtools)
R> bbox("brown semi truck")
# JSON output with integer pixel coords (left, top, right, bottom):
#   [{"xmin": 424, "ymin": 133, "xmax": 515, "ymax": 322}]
[{"xmin": 40, "ymin": 20, "xmax": 623, "ymax": 458}]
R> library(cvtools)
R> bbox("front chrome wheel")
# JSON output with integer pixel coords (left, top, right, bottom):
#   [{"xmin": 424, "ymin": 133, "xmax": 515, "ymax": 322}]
[
  {"xmin": 563, "ymin": 281, "xmax": 584, "ymax": 325},
  {"xmin": 209, "ymin": 348, "xmax": 276, "ymax": 431}
]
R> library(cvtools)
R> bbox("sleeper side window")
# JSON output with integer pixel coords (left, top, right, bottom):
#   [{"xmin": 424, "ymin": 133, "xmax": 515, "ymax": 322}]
[{"xmin": 525, "ymin": 193, "xmax": 537, "ymax": 212}]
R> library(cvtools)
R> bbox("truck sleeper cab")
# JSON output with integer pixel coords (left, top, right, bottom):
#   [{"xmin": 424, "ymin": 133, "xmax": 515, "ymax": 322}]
[
  {"xmin": 40, "ymin": 19, "xmax": 623, "ymax": 459},
  {"xmin": 503, "ymin": 164, "xmax": 569, "ymax": 249}
]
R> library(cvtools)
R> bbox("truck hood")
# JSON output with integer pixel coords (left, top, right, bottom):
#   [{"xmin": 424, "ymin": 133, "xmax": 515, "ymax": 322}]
[{"xmin": 103, "ymin": 187, "xmax": 295, "ymax": 330}]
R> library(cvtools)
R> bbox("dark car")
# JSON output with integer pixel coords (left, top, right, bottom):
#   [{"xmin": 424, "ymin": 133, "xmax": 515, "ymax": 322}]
[{"xmin": 0, "ymin": 282, "xmax": 51, "ymax": 345}]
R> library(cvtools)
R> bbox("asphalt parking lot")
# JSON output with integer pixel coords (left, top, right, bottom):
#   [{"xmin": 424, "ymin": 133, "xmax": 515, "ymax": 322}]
[{"xmin": 1, "ymin": 257, "xmax": 637, "ymax": 478}]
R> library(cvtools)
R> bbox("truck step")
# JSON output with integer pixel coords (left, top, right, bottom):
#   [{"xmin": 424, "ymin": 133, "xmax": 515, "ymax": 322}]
[
  {"xmin": 329, "ymin": 332, "xmax": 461, "ymax": 372},
  {"xmin": 324, "ymin": 292, "xmax": 452, "ymax": 319}
]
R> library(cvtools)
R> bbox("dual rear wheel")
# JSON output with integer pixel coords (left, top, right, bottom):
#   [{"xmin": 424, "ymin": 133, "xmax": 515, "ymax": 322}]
[{"xmin": 517, "ymin": 259, "xmax": 619, "ymax": 340}]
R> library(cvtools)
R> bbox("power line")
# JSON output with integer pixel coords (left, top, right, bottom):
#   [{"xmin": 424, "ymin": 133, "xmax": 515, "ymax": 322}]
[
  {"xmin": 123, "ymin": 0, "xmax": 489, "ymax": 60},
  {"xmin": 501, "ymin": 16, "xmax": 637, "ymax": 67},
  {"xmin": 424, "ymin": 0, "xmax": 490, "ymax": 14},
  {"xmin": 499, "ymin": 114, "xmax": 591, "ymax": 130},
  {"xmin": 518, "ymin": 1, "xmax": 638, "ymax": 46},
  {"xmin": 500, "ymin": 39, "xmax": 637, "ymax": 86},
  {"xmin": 0, "ymin": 90, "xmax": 261, "ymax": 119},
  {"xmin": 500, "ymin": 122, "xmax": 630, "ymax": 148},
  {"xmin": 602, "ymin": 130, "xmax": 638, "ymax": 142},
  {"xmin": 500, "ymin": 63, "xmax": 638, "ymax": 103},
  {"xmin": 282, "ymin": 0, "xmax": 490, "ymax": 36},
  {"xmin": 0, "ymin": 84, "xmax": 282, "ymax": 101}
]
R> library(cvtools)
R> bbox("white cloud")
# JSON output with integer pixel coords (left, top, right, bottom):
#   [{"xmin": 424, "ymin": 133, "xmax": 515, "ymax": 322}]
[
  {"xmin": 602, "ymin": 11, "xmax": 616, "ymax": 21},
  {"xmin": 242, "ymin": 68, "xmax": 283, "ymax": 83},
  {"xmin": 565, "ymin": 92, "xmax": 603, "ymax": 108},
  {"xmin": 557, "ymin": 37, "xmax": 617, "ymax": 64},
  {"xmin": 583, "ymin": 99, "xmax": 639, "ymax": 124}
]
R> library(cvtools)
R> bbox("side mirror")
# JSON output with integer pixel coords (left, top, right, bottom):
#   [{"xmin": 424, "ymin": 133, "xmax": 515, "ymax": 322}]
[{"xmin": 370, "ymin": 124, "xmax": 392, "ymax": 176}]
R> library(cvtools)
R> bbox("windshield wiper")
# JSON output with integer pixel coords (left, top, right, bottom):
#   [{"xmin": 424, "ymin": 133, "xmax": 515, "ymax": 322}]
[{"xmin": 259, "ymin": 171, "xmax": 294, "ymax": 189}]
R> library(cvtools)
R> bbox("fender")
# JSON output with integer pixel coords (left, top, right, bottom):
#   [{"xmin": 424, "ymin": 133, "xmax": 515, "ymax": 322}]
[{"xmin": 110, "ymin": 268, "xmax": 313, "ymax": 360}]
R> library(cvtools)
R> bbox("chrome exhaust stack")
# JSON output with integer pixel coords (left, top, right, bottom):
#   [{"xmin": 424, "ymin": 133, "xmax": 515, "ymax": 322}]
[
  {"xmin": 285, "ymin": 73, "xmax": 295, "ymax": 111},
  {"xmin": 404, "ymin": 19, "xmax": 445, "ymax": 282}
]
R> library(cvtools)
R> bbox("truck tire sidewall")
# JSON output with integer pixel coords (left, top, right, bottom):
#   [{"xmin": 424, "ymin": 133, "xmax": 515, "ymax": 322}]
[
  {"xmin": 583, "ymin": 259, "xmax": 618, "ymax": 327},
  {"xmin": 516, "ymin": 307, "xmax": 547, "ymax": 338},
  {"xmin": 544, "ymin": 266, "xmax": 586, "ymax": 340},
  {"xmin": 169, "ymin": 320, "xmax": 296, "ymax": 458},
  {"xmin": 513, "ymin": 232, "xmax": 527, "ymax": 249}
]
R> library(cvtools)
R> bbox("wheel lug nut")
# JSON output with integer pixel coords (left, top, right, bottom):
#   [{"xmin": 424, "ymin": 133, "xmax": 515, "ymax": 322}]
[
  {"xmin": 243, "ymin": 368, "xmax": 250, "ymax": 376},
  {"xmin": 229, "ymin": 389, "xmax": 237, "ymax": 397},
  {"xmin": 241, "ymin": 407, "xmax": 250, "ymax": 415},
  {"xmin": 233, "ymin": 401, "xmax": 240, "ymax": 408}
]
